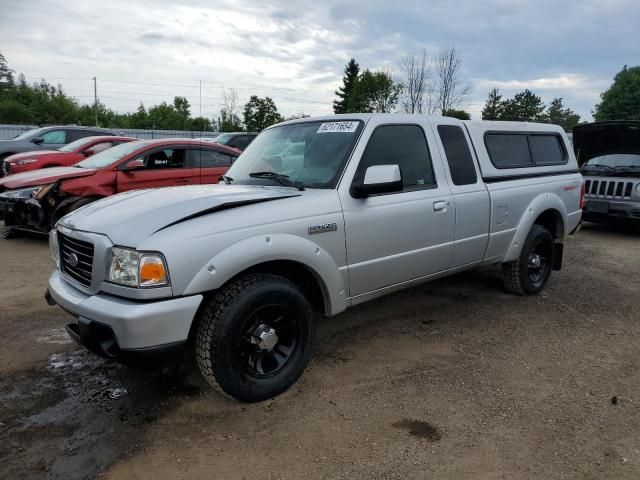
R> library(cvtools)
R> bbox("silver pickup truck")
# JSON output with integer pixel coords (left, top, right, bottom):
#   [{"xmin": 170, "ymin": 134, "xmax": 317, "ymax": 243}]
[{"xmin": 45, "ymin": 114, "xmax": 583, "ymax": 402}]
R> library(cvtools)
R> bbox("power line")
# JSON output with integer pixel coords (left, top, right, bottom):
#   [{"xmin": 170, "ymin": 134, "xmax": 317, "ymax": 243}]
[{"xmin": 23, "ymin": 75, "xmax": 316, "ymax": 93}]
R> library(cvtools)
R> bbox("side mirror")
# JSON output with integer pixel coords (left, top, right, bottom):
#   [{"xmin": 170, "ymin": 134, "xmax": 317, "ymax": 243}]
[
  {"xmin": 351, "ymin": 165, "xmax": 403, "ymax": 198},
  {"xmin": 32, "ymin": 137, "xmax": 44, "ymax": 144},
  {"xmin": 120, "ymin": 158, "xmax": 144, "ymax": 171}
]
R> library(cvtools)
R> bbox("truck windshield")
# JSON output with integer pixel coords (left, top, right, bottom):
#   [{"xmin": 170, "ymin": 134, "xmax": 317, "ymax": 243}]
[
  {"xmin": 584, "ymin": 154, "xmax": 640, "ymax": 169},
  {"xmin": 75, "ymin": 141, "xmax": 144, "ymax": 169},
  {"xmin": 226, "ymin": 120, "xmax": 363, "ymax": 189}
]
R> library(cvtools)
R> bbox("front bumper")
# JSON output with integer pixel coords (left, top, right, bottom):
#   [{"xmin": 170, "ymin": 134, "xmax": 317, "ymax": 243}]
[
  {"xmin": 0, "ymin": 196, "xmax": 45, "ymax": 231},
  {"xmin": 583, "ymin": 199, "xmax": 640, "ymax": 222},
  {"xmin": 47, "ymin": 270, "xmax": 203, "ymax": 357}
]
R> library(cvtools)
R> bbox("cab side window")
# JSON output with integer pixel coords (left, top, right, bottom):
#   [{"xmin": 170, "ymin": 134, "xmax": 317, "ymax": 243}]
[
  {"xmin": 42, "ymin": 130, "xmax": 66, "ymax": 144},
  {"xmin": 355, "ymin": 125, "xmax": 435, "ymax": 190}
]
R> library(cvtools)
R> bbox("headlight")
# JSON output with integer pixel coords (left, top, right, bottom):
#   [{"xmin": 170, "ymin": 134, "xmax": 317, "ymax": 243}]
[
  {"xmin": 17, "ymin": 158, "xmax": 39, "ymax": 166},
  {"xmin": 34, "ymin": 183, "xmax": 55, "ymax": 200},
  {"xmin": 0, "ymin": 186, "xmax": 42, "ymax": 199},
  {"xmin": 108, "ymin": 247, "xmax": 169, "ymax": 288}
]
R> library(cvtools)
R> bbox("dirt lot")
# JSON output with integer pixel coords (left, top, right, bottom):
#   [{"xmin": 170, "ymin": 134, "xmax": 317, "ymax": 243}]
[{"xmin": 0, "ymin": 223, "xmax": 639, "ymax": 479}]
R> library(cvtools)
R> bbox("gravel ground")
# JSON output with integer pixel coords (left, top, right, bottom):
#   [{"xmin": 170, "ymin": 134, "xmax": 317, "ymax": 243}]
[{"xmin": 0, "ymin": 223, "xmax": 639, "ymax": 479}]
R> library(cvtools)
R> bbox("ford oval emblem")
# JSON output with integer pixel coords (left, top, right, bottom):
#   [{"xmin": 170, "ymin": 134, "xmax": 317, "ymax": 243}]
[{"xmin": 68, "ymin": 253, "xmax": 79, "ymax": 267}]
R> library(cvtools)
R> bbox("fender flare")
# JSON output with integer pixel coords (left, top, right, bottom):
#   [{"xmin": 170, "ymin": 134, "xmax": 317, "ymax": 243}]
[
  {"xmin": 503, "ymin": 192, "xmax": 567, "ymax": 263},
  {"xmin": 183, "ymin": 233, "xmax": 348, "ymax": 315}
]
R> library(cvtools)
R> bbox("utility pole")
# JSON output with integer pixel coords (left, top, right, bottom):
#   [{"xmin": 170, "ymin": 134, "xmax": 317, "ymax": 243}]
[
  {"xmin": 92, "ymin": 77, "xmax": 98, "ymax": 127},
  {"xmin": 199, "ymin": 80, "xmax": 203, "ymax": 135}
]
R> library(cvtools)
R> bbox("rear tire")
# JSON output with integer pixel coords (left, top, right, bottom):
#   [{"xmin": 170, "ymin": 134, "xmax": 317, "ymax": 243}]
[
  {"xmin": 502, "ymin": 225, "xmax": 555, "ymax": 296},
  {"xmin": 195, "ymin": 273, "xmax": 316, "ymax": 402}
]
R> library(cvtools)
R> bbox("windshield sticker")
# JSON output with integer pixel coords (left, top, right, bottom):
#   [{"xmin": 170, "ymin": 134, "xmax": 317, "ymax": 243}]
[{"xmin": 317, "ymin": 121, "xmax": 359, "ymax": 133}]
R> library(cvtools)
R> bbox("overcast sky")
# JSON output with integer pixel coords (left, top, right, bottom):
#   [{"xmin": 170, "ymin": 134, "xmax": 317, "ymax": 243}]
[{"xmin": 1, "ymin": 0, "xmax": 638, "ymax": 122}]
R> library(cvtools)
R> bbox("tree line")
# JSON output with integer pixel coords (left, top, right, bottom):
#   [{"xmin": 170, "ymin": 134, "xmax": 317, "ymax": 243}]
[
  {"xmin": 0, "ymin": 51, "xmax": 288, "ymax": 132},
  {"xmin": 480, "ymin": 88, "xmax": 581, "ymax": 130}
]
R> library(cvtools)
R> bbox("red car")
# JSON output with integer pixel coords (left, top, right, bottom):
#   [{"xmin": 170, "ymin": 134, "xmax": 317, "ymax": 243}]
[
  {"xmin": 0, "ymin": 139, "xmax": 241, "ymax": 233},
  {"xmin": 1, "ymin": 136, "xmax": 136, "ymax": 176}
]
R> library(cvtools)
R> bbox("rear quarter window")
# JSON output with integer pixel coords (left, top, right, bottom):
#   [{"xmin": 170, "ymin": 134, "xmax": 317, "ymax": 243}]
[{"xmin": 437, "ymin": 125, "xmax": 477, "ymax": 185}]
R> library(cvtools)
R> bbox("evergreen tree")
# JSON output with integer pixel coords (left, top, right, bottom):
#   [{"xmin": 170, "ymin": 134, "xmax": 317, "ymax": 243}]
[
  {"xmin": 544, "ymin": 98, "xmax": 580, "ymax": 131},
  {"xmin": 333, "ymin": 59, "xmax": 360, "ymax": 114},
  {"xmin": 500, "ymin": 89, "xmax": 545, "ymax": 122},
  {"xmin": 481, "ymin": 88, "xmax": 503, "ymax": 120}
]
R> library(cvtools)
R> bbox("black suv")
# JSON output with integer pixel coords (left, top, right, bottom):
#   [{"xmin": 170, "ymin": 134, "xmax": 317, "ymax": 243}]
[{"xmin": 0, "ymin": 126, "xmax": 115, "ymax": 173}]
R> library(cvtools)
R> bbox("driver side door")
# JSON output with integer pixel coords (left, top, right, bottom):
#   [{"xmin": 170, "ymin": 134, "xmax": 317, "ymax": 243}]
[
  {"xmin": 339, "ymin": 121, "xmax": 455, "ymax": 300},
  {"xmin": 116, "ymin": 147, "xmax": 198, "ymax": 192}
]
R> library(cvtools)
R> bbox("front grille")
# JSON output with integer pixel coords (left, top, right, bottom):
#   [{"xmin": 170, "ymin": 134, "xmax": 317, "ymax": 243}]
[
  {"xmin": 584, "ymin": 179, "xmax": 635, "ymax": 199},
  {"xmin": 59, "ymin": 233, "xmax": 94, "ymax": 288}
]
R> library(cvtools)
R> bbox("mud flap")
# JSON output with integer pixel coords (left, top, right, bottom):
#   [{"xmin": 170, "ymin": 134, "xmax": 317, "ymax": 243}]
[{"xmin": 552, "ymin": 243, "xmax": 563, "ymax": 271}]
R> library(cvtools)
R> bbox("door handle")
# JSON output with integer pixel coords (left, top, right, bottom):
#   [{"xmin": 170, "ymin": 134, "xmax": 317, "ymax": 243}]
[
  {"xmin": 433, "ymin": 200, "xmax": 449, "ymax": 212},
  {"xmin": 175, "ymin": 178, "xmax": 189, "ymax": 184}
]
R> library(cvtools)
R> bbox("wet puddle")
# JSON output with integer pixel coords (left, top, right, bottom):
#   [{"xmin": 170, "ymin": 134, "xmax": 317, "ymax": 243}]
[{"xmin": 0, "ymin": 349, "xmax": 203, "ymax": 479}]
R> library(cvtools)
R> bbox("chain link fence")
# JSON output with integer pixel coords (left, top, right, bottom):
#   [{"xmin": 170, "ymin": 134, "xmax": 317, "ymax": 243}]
[{"xmin": 0, "ymin": 124, "xmax": 219, "ymax": 141}]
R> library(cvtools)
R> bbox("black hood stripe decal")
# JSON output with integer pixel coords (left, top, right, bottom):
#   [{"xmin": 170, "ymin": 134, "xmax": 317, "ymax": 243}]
[{"xmin": 153, "ymin": 195, "xmax": 300, "ymax": 234}]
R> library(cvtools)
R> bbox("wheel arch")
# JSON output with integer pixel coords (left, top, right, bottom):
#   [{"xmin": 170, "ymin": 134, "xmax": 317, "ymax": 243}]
[
  {"xmin": 183, "ymin": 233, "xmax": 347, "ymax": 317},
  {"xmin": 503, "ymin": 193, "xmax": 568, "ymax": 263}
]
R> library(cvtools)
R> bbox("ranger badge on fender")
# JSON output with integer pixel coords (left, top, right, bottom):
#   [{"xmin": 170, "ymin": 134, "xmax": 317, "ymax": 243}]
[{"xmin": 308, "ymin": 222, "xmax": 338, "ymax": 234}]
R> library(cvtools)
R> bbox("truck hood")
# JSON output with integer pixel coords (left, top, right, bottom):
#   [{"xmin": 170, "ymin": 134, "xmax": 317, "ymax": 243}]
[
  {"xmin": 59, "ymin": 185, "xmax": 301, "ymax": 246},
  {"xmin": 573, "ymin": 121, "xmax": 640, "ymax": 166},
  {"xmin": 0, "ymin": 166, "xmax": 96, "ymax": 190},
  {"xmin": 5, "ymin": 150, "xmax": 61, "ymax": 162}
]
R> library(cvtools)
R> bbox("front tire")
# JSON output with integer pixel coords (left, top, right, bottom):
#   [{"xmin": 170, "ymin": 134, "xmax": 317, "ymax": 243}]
[
  {"xmin": 195, "ymin": 273, "xmax": 316, "ymax": 402},
  {"xmin": 502, "ymin": 225, "xmax": 555, "ymax": 296}
]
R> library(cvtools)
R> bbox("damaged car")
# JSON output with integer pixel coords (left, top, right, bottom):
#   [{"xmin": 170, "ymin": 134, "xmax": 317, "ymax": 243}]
[
  {"xmin": 0, "ymin": 139, "xmax": 240, "ymax": 234},
  {"xmin": 574, "ymin": 121, "xmax": 640, "ymax": 223}
]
